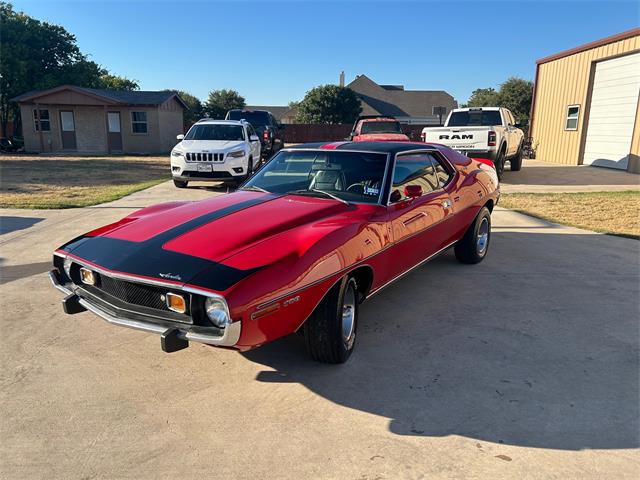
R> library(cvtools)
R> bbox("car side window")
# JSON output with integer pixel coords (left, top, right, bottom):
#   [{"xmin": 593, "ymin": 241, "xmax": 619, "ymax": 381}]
[
  {"xmin": 430, "ymin": 154, "xmax": 453, "ymax": 188},
  {"xmin": 389, "ymin": 153, "xmax": 439, "ymax": 203}
]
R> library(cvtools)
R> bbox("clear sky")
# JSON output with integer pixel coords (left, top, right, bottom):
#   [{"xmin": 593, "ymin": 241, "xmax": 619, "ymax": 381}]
[{"xmin": 11, "ymin": 0, "xmax": 640, "ymax": 105}]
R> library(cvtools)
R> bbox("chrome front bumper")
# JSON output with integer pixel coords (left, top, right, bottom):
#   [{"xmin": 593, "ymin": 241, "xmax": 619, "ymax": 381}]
[{"xmin": 49, "ymin": 270, "xmax": 241, "ymax": 351}]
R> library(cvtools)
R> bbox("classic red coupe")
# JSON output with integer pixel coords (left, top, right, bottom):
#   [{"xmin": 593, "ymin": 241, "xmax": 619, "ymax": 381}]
[{"xmin": 50, "ymin": 142, "xmax": 499, "ymax": 363}]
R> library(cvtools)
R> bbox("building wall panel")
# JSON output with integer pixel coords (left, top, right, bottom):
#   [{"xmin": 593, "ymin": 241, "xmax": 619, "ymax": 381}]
[{"xmin": 531, "ymin": 34, "xmax": 640, "ymax": 166}]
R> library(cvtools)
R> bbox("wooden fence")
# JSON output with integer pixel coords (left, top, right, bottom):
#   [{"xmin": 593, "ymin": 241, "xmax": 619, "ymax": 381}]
[{"xmin": 282, "ymin": 123, "xmax": 438, "ymax": 144}]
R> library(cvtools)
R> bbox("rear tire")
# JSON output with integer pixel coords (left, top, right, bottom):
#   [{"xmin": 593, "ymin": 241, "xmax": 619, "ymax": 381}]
[
  {"xmin": 493, "ymin": 148, "xmax": 505, "ymax": 180},
  {"xmin": 173, "ymin": 179, "xmax": 188, "ymax": 188},
  {"xmin": 454, "ymin": 207, "xmax": 492, "ymax": 264},
  {"xmin": 510, "ymin": 145, "xmax": 523, "ymax": 171},
  {"xmin": 303, "ymin": 276, "xmax": 358, "ymax": 364}
]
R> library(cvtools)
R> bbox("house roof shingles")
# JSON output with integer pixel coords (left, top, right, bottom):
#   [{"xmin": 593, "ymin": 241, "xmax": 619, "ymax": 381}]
[
  {"xmin": 11, "ymin": 85, "xmax": 187, "ymax": 108},
  {"xmin": 347, "ymin": 74, "xmax": 457, "ymax": 118}
]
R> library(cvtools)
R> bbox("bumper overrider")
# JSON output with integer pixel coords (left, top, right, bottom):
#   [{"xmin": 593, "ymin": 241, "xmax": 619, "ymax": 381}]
[{"xmin": 50, "ymin": 253, "xmax": 241, "ymax": 353}]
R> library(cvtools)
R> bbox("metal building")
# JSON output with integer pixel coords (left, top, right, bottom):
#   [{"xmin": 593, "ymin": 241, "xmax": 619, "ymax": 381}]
[{"xmin": 530, "ymin": 28, "xmax": 640, "ymax": 173}]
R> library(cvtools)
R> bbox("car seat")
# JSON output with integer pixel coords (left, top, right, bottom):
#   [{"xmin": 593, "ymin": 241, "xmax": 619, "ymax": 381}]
[{"xmin": 309, "ymin": 165, "xmax": 346, "ymax": 191}]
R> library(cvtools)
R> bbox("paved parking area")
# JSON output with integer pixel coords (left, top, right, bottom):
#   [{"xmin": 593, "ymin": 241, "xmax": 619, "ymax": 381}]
[
  {"xmin": 1, "ymin": 181, "xmax": 638, "ymax": 479},
  {"xmin": 501, "ymin": 159, "xmax": 640, "ymax": 193}
]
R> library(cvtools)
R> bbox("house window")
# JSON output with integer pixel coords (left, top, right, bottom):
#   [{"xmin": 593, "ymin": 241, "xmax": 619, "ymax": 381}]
[
  {"xmin": 565, "ymin": 105, "xmax": 580, "ymax": 131},
  {"xmin": 131, "ymin": 111, "xmax": 148, "ymax": 134},
  {"xmin": 33, "ymin": 109, "xmax": 50, "ymax": 131}
]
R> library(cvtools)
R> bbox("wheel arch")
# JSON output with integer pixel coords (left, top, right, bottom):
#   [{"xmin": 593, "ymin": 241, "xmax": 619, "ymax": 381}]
[{"xmin": 346, "ymin": 265, "xmax": 374, "ymax": 303}]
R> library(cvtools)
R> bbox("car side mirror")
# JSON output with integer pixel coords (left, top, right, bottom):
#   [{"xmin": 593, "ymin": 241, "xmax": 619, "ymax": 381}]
[
  {"xmin": 389, "ymin": 189, "xmax": 402, "ymax": 203},
  {"xmin": 176, "ymin": 134, "xmax": 185, "ymax": 141},
  {"xmin": 513, "ymin": 123, "xmax": 521, "ymax": 128},
  {"xmin": 404, "ymin": 185, "xmax": 422, "ymax": 198},
  {"xmin": 250, "ymin": 135, "xmax": 259, "ymax": 142},
  {"xmin": 279, "ymin": 124, "xmax": 286, "ymax": 130}
]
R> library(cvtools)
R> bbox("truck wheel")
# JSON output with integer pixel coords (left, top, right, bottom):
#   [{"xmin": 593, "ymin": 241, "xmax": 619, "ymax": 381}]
[
  {"xmin": 510, "ymin": 145, "xmax": 523, "ymax": 171},
  {"xmin": 173, "ymin": 179, "xmax": 188, "ymax": 188},
  {"xmin": 454, "ymin": 207, "xmax": 492, "ymax": 264},
  {"xmin": 493, "ymin": 149, "xmax": 506, "ymax": 180},
  {"xmin": 303, "ymin": 276, "xmax": 358, "ymax": 364}
]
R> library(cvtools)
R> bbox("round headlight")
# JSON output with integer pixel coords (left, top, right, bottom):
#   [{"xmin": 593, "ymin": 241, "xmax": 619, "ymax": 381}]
[
  {"xmin": 63, "ymin": 257, "xmax": 73, "ymax": 278},
  {"xmin": 204, "ymin": 297, "xmax": 230, "ymax": 328}
]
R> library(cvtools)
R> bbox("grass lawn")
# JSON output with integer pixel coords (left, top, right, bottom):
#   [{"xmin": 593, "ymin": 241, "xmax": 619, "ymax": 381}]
[
  {"xmin": 500, "ymin": 191, "xmax": 640, "ymax": 239},
  {"xmin": 0, "ymin": 155, "xmax": 169, "ymax": 208}
]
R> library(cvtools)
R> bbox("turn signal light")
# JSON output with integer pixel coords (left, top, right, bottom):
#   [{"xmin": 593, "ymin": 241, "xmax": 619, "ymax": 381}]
[
  {"xmin": 79, "ymin": 267, "xmax": 96, "ymax": 285},
  {"xmin": 251, "ymin": 303, "xmax": 280, "ymax": 320},
  {"xmin": 166, "ymin": 292, "xmax": 187, "ymax": 313}
]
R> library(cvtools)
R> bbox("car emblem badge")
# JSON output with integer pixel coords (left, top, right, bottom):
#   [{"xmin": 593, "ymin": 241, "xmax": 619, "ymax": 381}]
[{"xmin": 159, "ymin": 273, "xmax": 182, "ymax": 281}]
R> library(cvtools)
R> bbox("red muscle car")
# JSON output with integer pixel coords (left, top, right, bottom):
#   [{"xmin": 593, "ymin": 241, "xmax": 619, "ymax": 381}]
[
  {"xmin": 349, "ymin": 116, "xmax": 411, "ymax": 142},
  {"xmin": 50, "ymin": 141, "xmax": 499, "ymax": 363}
]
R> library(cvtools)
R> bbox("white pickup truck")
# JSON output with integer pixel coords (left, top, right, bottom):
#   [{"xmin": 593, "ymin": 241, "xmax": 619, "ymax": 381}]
[{"xmin": 422, "ymin": 107, "xmax": 525, "ymax": 178}]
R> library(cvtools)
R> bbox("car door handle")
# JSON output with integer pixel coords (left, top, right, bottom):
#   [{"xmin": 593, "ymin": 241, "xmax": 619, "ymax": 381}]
[{"xmin": 402, "ymin": 212, "xmax": 427, "ymax": 226}]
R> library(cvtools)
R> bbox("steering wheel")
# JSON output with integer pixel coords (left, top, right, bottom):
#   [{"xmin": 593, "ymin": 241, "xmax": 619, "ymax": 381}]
[{"xmin": 346, "ymin": 183, "xmax": 364, "ymax": 194}]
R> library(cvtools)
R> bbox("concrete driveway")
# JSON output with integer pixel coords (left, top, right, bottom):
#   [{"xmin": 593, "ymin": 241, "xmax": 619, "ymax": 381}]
[
  {"xmin": 501, "ymin": 159, "xmax": 640, "ymax": 193},
  {"xmin": 1, "ymin": 181, "xmax": 638, "ymax": 479}
]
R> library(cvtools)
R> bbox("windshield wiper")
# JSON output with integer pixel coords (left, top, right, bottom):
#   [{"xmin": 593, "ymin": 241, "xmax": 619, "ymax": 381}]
[
  {"xmin": 240, "ymin": 185, "xmax": 269, "ymax": 193},
  {"xmin": 288, "ymin": 189, "xmax": 349, "ymax": 205}
]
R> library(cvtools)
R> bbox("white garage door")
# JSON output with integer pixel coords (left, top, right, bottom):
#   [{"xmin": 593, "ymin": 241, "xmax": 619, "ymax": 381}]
[{"xmin": 583, "ymin": 52, "xmax": 640, "ymax": 170}]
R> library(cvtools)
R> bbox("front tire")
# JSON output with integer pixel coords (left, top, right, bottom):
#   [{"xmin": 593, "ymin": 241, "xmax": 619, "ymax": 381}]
[
  {"xmin": 454, "ymin": 207, "xmax": 492, "ymax": 264},
  {"xmin": 303, "ymin": 276, "xmax": 358, "ymax": 364},
  {"xmin": 173, "ymin": 179, "xmax": 188, "ymax": 188}
]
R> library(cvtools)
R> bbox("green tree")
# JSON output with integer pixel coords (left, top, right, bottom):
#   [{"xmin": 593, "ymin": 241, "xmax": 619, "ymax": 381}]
[
  {"xmin": 97, "ymin": 74, "xmax": 139, "ymax": 91},
  {"xmin": 295, "ymin": 85, "xmax": 362, "ymax": 124},
  {"xmin": 205, "ymin": 89, "xmax": 245, "ymax": 119},
  {"xmin": 0, "ymin": 2, "xmax": 139, "ymax": 137},
  {"xmin": 163, "ymin": 89, "xmax": 203, "ymax": 127},
  {"xmin": 497, "ymin": 77, "xmax": 534, "ymax": 125},
  {"xmin": 464, "ymin": 87, "xmax": 500, "ymax": 108}
]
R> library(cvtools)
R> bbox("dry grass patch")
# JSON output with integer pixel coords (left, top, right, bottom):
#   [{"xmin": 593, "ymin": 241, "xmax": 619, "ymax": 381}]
[
  {"xmin": 0, "ymin": 155, "xmax": 169, "ymax": 208},
  {"xmin": 501, "ymin": 191, "xmax": 640, "ymax": 239}
]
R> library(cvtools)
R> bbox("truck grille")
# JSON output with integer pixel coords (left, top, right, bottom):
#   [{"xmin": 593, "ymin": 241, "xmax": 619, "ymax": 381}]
[{"xmin": 186, "ymin": 152, "xmax": 224, "ymax": 162}]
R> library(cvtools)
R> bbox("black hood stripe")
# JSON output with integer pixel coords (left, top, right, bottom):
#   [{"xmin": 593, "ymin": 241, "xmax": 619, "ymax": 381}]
[{"xmin": 60, "ymin": 193, "xmax": 279, "ymax": 291}]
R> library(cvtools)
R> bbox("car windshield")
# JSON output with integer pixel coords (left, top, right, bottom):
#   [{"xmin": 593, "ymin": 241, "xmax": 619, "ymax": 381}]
[
  {"xmin": 360, "ymin": 121, "xmax": 402, "ymax": 134},
  {"xmin": 185, "ymin": 124, "xmax": 245, "ymax": 141},
  {"xmin": 447, "ymin": 110, "xmax": 502, "ymax": 127},
  {"xmin": 242, "ymin": 150, "xmax": 388, "ymax": 204},
  {"xmin": 227, "ymin": 111, "xmax": 270, "ymax": 126}
]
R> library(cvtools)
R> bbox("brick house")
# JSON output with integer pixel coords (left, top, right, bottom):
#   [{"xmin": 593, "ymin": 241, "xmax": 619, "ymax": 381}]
[{"xmin": 11, "ymin": 85, "xmax": 186, "ymax": 154}]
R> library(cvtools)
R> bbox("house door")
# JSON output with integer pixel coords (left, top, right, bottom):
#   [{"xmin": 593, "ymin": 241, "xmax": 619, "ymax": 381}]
[
  {"xmin": 60, "ymin": 111, "xmax": 77, "ymax": 150},
  {"xmin": 107, "ymin": 112, "xmax": 123, "ymax": 153}
]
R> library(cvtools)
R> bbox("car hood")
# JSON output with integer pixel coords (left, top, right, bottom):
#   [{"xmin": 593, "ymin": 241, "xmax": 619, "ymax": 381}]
[
  {"xmin": 58, "ymin": 191, "xmax": 354, "ymax": 291},
  {"xmin": 176, "ymin": 139, "xmax": 244, "ymax": 151},
  {"xmin": 353, "ymin": 133, "xmax": 410, "ymax": 142}
]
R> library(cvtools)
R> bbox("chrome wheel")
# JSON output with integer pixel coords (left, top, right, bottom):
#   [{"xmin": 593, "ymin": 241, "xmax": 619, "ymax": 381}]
[
  {"xmin": 477, "ymin": 217, "xmax": 489, "ymax": 255},
  {"xmin": 341, "ymin": 283, "xmax": 356, "ymax": 343}
]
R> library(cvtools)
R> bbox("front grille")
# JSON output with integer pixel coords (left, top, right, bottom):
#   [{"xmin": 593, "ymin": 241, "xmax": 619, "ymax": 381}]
[
  {"xmin": 98, "ymin": 275, "xmax": 176, "ymax": 312},
  {"xmin": 182, "ymin": 171, "xmax": 233, "ymax": 179},
  {"xmin": 186, "ymin": 152, "xmax": 224, "ymax": 162},
  {"xmin": 69, "ymin": 264, "xmax": 192, "ymax": 323}
]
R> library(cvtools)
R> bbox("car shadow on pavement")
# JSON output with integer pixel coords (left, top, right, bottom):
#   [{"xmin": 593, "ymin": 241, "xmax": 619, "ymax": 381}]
[
  {"xmin": 243, "ymin": 230, "xmax": 640, "ymax": 451},
  {"xmin": 0, "ymin": 216, "xmax": 43, "ymax": 235}
]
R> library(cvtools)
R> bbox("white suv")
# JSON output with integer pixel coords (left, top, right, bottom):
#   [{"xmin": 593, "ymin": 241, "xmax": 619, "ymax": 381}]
[{"xmin": 170, "ymin": 119, "xmax": 261, "ymax": 188}]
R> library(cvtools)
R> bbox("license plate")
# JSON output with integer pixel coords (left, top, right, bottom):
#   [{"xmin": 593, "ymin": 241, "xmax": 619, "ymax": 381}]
[{"xmin": 197, "ymin": 164, "xmax": 213, "ymax": 172}]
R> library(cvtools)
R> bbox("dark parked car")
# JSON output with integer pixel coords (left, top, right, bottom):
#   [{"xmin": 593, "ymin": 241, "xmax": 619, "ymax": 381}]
[{"xmin": 225, "ymin": 109, "xmax": 285, "ymax": 160}]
